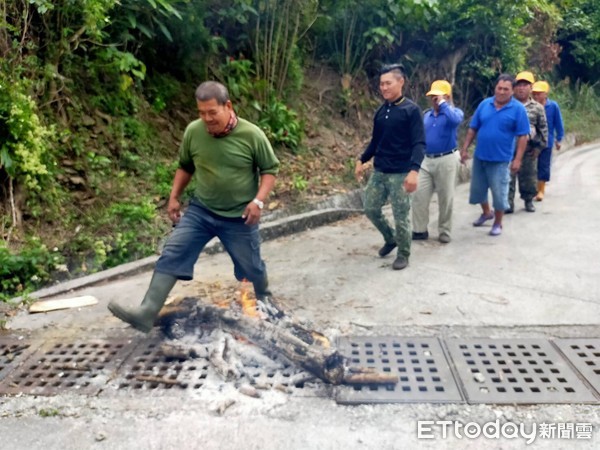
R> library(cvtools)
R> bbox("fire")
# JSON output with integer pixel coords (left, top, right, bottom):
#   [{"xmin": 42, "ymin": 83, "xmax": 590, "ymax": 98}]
[
  {"xmin": 213, "ymin": 298, "xmax": 231, "ymax": 309},
  {"xmin": 239, "ymin": 280, "xmax": 258, "ymax": 318},
  {"xmin": 311, "ymin": 331, "xmax": 330, "ymax": 348}
]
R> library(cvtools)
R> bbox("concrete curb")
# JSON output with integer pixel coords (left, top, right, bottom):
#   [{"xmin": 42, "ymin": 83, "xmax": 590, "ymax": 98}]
[{"xmin": 10, "ymin": 191, "xmax": 365, "ymax": 304}]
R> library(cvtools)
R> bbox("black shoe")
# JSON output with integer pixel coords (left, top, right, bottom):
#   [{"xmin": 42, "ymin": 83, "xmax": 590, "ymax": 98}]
[
  {"xmin": 392, "ymin": 256, "xmax": 408, "ymax": 270},
  {"xmin": 505, "ymin": 208, "xmax": 514, "ymax": 214},
  {"xmin": 378, "ymin": 242, "xmax": 397, "ymax": 257},
  {"xmin": 412, "ymin": 231, "xmax": 429, "ymax": 240},
  {"xmin": 525, "ymin": 200, "xmax": 536, "ymax": 212}
]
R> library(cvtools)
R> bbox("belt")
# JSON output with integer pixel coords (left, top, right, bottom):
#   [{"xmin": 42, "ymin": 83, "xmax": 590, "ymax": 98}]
[{"xmin": 425, "ymin": 149, "xmax": 457, "ymax": 158}]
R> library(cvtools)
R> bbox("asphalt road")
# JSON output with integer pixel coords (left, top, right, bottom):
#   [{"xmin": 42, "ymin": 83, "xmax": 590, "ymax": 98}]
[{"xmin": 1, "ymin": 141, "xmax": 599, "ymax": 449}]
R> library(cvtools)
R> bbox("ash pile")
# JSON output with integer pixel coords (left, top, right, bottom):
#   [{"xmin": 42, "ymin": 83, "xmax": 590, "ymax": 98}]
[{"xmin": 108, "ymin": 283, "xmax": 397, "ymax": 405}]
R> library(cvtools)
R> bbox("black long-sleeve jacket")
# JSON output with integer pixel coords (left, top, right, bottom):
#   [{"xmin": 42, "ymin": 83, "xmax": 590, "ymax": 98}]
[{"xmin": 359, "ymin": 96, "xmax": 425, "ymax": 173}]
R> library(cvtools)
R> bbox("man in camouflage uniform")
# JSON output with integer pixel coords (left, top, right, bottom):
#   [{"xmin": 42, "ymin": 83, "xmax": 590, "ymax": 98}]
[
  {"xmin": 507, "ymin": 71, "xmax": 548, "ymax": 213},
  {"xmin": 355, "ymin": 64, "xmax": 425, "ymax": 270}
]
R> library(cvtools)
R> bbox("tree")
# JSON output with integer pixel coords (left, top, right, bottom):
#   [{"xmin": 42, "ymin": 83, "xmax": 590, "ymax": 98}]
[{"xmin": 556, "ymin": 0, "xmax": 600, "ymax": 81}]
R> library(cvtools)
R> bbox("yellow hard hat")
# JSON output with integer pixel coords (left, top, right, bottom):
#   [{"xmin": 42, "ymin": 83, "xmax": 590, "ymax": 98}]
[
  {"xmin": 426, "ymin": 80, "xmax": 452, "ymax": 96},
  {"xmin": 515, "ymin": 71, "xmax": 535, "ymax": 84},
  {"xmin": 532, "ymin": 81, "xmax": 550, "ymax": 93}
]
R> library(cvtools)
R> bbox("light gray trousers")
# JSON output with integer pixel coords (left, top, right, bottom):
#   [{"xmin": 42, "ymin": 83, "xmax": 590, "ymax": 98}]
[{"xmin": 412, "ymin": 151, "xmax": 460, "ymax": 238}]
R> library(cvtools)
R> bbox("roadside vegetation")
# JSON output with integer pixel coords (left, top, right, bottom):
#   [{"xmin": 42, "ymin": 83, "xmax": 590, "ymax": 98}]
[{"xmin": 1, "ymin": 0, "xmax": 600, "ymax": 301}]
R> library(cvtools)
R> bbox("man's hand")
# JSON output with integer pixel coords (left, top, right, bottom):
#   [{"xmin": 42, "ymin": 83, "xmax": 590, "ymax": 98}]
[
  {"xmin": 167, "ymin": 197, "xmax": 182, "ymax": 224},
  {"xmin": 459, "ymin": 148, "xmax": 470, "ymax": 164},
  {"xmin": 556, "ymin": 141, "xmax": 562, "ymax": 151},
  {"xmin": 242, "ymin": 201, "xmax": 262, "ymax": 225},
  {"xmin": 510, "ymin": 158, "xmax": 522, "ymax": 173},
  {"xmin": 355, "ymin": 160, "xmax": 366, "ymax": 182},
  {"xmin": 403, "ymin": 170, "xmax": 418, "ymax": 193}
]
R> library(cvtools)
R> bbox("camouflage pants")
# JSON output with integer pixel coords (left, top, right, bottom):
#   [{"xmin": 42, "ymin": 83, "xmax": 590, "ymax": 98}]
[
  {"xmin": 509, "ymin": 149, "xmax": 538, "ymax": 206},
  {"xmin": 364, "ymin": 170, "xmax": 412, "ymax": 259}
]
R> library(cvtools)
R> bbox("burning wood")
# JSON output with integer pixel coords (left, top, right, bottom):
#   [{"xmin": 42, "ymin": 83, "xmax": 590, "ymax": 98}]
[{"xmin": 157, "ymin": 295, "xmax": 398, "ymax": 388}]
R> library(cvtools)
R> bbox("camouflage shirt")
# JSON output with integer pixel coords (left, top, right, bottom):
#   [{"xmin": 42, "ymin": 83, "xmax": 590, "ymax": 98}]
[{"xmin": 524, "ymin": 98, "xmax": 548, "ymax": 152}]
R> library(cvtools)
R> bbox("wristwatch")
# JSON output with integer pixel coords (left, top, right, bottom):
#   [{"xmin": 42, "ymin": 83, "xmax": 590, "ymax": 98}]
[{"xmin": 252, "ymin": 198, "xmax": 264, "ymax": 210}]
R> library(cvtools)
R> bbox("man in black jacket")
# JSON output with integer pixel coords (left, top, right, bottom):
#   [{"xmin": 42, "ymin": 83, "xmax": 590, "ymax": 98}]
[{"xmin": 355, "ymin": 64, "xmax": 425, "ymax": 270}]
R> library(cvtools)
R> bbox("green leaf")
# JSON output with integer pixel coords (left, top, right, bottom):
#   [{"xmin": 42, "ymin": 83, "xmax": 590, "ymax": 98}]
[
  {"xmin": 155, "ymin": 19, "xmax": 173, "ymax": 42},
  {"xmin": 126, "ymin": 14, "xmax": 137, "ymax": 29},
  {"xmin": 136, "ymin": 23, "xmax": 153, "ymax": 39},
  {"xmin": 0, "ymin": 147, "xmax": 14, "ymax": 174}
]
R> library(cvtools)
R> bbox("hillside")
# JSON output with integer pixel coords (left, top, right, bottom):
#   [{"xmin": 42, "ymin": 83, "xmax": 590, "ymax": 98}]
[{"xmin": 0, "ymin": 65, "xmax": 380, "ymax": 300}]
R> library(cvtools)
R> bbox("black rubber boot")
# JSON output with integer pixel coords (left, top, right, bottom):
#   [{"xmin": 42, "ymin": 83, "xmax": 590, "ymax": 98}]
[
  {"xmin": 252, "ymin": 276, "xmax": 272, "ymax": 301},
  {"xmin": 107, "ymin": 272, "xmax": 177, "ymax": 333}
]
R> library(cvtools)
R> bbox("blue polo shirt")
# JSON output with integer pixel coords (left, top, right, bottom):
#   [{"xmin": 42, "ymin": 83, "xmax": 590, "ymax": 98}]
[
  {"xmin": 544, "ymin": 99, "xmax": 565, "ymax": 150},
  {"xmin": 424, "ymin": 102, "xmax": 464, "ymax": 154},
  {"xmin": 470, "ymin": 97, "xmax": 530, "ymax": 162}
]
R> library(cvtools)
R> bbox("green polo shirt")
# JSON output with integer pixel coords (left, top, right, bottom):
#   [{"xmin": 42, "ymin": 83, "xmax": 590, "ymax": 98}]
[{"xmin": 179, "ymin": 118, "xmax": 280, "ymax": 218}]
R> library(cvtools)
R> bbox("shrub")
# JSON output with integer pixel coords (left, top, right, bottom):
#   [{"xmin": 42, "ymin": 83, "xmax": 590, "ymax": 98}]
[
  {"xmin": 0, "ymin": 75, "xmax": 56, "ymax": 194},
  {"xmin": 0, "ymin": 239, "xmax": 64, "ymax": 301},
  {"xmin": 552, "ymin": 81, "xmax": 600, "ymax": 144}
]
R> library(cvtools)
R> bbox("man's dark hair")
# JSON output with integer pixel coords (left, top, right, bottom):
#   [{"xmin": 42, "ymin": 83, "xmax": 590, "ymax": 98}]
[
  {"xmin": 496, "ymin": 73, "xmax": 516, "ymax": 87},
  {"xmin": 195, "ymin": 81, "xmax": 230, "ymax": 104},
  {"xmin": 380, "ymin": 63, "xmax": 406, "ymax": 80}
]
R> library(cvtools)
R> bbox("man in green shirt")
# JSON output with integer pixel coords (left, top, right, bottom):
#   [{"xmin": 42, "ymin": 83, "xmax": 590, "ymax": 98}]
[{"xmin": 108, "ymin": 81, "xmax": 280, "ymax": 332}]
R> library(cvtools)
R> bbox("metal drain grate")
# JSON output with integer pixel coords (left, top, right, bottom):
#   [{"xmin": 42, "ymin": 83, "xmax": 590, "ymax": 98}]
[
  {"xmin": 0, "ymin": 338, "xmax": 137, "ymax": 396},
  {"xmin": 0, "ymin": 337, "xmax": 40, "ymax": 382},
  {"xmin": 335, "ymin": 336, "xmax": 463, "ymax": 404},
  {"xmin": 553, "ymin": 338, "xmax": 600, "ymax": 398},
  {"xmin": 107, "ymin": 338, "xmax": 210, "ymax": 393},
  {"xmin": 108, "ymin": 338, "xmax": 328, "ymax": 397},
  {"xmin": 240, "ymin": 353, "xmax": 330, "ymax": 397},
  {"xmin": 445, "ymin": 339, "xmax": 598, "ymax": 404}
]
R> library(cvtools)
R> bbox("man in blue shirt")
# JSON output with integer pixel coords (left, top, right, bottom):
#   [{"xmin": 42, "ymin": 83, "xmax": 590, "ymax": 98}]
[
  {"xmin": 355, "ymin": 64, "xmax": 425, "ymax": 269},
  {"xmin": 532, "ymin": 81, "xmax": 565, "ymax": 201},
  {"xmin": 459, "ymin": 74, "xmax": 530, "ymax": 236},
  {"xmin": 412, "ymin": 80, "xmax": 464, "ymax": 244}
]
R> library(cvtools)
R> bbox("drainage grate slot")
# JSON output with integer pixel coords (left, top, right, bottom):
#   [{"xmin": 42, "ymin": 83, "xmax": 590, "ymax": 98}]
[
  {"xmin": 0, "ymin": 338, "xmax": 136, "ymax": 396},
  {"xmin": 553, "ymin": 338, "xmax": 600, "ymax": 398},
  {"xmin": 0, "ymin": 337, "xmax": 40, "ymax": 382},
  {"xmin": 446, "ymin": 339, "xmax": 598, "ymax": 404},
  {"xmin": 335, "ymin": 336, "xmax": 463, "ymax": 404}
]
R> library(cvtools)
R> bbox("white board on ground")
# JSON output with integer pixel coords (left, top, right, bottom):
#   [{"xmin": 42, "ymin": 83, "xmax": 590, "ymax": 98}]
[{"xmin": 29, "ymin": 295, "xmax": 99, "ymax": 313}]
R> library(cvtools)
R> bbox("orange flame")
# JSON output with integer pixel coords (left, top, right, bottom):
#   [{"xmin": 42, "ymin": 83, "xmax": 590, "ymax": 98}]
[
  {"xmin": 213, "ymin": 298, "xmax": 231, "ymax": 308},
  {"xmin": 311, "ymin": 332, "xmax": 330, "ymax": 348},
  {"xmin": 239, "ymin": 280, "xmax": 258, "ymax": 318}
]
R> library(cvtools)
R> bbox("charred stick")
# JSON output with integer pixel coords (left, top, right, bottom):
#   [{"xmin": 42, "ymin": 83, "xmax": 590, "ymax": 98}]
[
  {"xmin": 343, "ymin": 373, "xmax": 399, "ymax": 385},
  {"xmin": 56, "ymin": 364, "xmax": 92, "ymax": 372}
]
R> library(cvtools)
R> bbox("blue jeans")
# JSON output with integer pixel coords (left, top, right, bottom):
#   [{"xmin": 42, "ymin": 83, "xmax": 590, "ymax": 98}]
[
  {"xmin": 155, "ymin": 201, "xmax": 267, "ymax": 286},
  {"xmin": 469, "ymin": 157, "xmax": 510, "ymax": 212}
]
